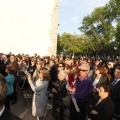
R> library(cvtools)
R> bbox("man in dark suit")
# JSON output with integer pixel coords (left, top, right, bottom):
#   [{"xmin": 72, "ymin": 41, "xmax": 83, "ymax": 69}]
[
  {"xmin": 0, "ymin": 74, "xmax": 22, "ymax": 120},
  {"xmin": 110, "ymin": 66, "xmax": 120, "ymax": 120},
  {"xmin": 0, "ymin": 54, "xmax": 10, "ymax": 77},
  {"xmin": 49, "ymin": 59, "xmax": 58, "ymax": 90}
]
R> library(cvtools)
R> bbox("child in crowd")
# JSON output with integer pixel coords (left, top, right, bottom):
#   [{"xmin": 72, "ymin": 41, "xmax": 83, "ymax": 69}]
[{"xmin": 66, "ymin": 66, "xmax": 80, "ymax": 112}]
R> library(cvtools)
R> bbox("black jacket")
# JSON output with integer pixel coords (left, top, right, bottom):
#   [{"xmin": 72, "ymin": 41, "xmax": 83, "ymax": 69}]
[
  {"xmin": 53, "ymin": 79, "xmax": 67, "ymax": 101},
  {"xmin": 0, "ymin": 108, "xmax": 22, "ymax": 120},
  {"xmin": 92, "ymin": 74, "xmax": 109, "ymax": 88},
  {"xmin": 86, "ymin": 96, "xmax": 114, "ymax": 120},
  {"xmin": 0, "ymin": 59, "xmax": 10, "ymax": 77},
  {"xmin": 110, "ymin": 79, "xmax": 120, "ymax": 117},
  {"xmin": 50, "ymin": 64, "xmax": 58, "ymax": 83}
]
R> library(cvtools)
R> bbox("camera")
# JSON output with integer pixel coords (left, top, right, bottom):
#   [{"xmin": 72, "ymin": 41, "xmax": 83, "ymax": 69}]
[{"xmin": 25, "ymin": 71, "xmax": 31, "ymax": 76}]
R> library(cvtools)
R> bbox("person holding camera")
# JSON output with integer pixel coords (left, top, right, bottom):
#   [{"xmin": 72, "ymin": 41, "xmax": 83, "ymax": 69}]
[{"xmin": 27, "ymin": 67, "xmax": 50, "ymax": 120}]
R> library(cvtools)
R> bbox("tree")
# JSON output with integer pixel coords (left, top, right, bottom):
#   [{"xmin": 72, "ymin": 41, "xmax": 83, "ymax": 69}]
[
  {"xmin": 79, "ymin": 6, "xmax": 115, "ymax": 56},
  {"xmin": 57, "ymin": 34, "xmax": 63, "ymax": 55},
  {"xmin": 57, "ymin": 0, "xmax": 120, "ymax": 57},
  {"xmin": 115, "ymin": 23, "xmax": 120, "ymax": 54},
  {"xmin": 58, "ymin": 33, "xmax": 87, "ymax": 55},
  {"xmin": 106, "ymin": 0, "xmax": 120, "ymax": 22}
]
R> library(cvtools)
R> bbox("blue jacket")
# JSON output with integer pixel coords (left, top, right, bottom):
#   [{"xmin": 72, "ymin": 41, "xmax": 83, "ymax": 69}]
[
  {"xmin": 72, "ymin": 76, "xmax": 92, "ymax": 102},
  {"xmin": 5, "ymin": 74, "xmax": 15, "ymax": 95}
]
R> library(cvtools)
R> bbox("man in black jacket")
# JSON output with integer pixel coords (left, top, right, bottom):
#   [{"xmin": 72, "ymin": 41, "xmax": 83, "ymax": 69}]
[
  {"xmin": 49, "ymin": 60, "xmax": 58, "ymax": 90},
  {"xmin": 110, "ymin": 66, "xmax": 120, "ymax": 120},
  {"xmin": 0, "ymin": 74, "xmax": 22, "ymax": 120},
  {"xmin": 0, "ymin": 54, "xmax": 10, "ymax": 77}
]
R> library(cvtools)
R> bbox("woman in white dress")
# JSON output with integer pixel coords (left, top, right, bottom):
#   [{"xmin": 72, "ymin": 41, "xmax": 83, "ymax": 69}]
[{"xmin": 27, "ymin": 67, "xmax": 50, "ymax": 120}]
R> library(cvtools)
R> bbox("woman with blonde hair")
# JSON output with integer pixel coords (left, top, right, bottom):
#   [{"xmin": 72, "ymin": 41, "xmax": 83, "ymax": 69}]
[{"xmin": 27, "ymin": 67, "xmax": 50, "ymax": 120}]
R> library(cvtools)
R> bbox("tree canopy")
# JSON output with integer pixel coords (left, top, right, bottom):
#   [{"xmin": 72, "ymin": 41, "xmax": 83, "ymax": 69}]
[{"xmin": 57, "ymin": 0, "xmax": 120, "ymax": 57}]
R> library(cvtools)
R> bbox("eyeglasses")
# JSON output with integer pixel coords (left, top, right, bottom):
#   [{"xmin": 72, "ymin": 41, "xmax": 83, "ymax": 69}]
[{"xmin": 79, "ymin": 69, "xmax": 88, "ymax": 72}]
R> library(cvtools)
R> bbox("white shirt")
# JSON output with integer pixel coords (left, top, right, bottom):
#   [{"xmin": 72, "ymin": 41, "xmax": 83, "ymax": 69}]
[
  {"xmin": 92, "ymin": 79, "xmax": 99, "ymax": 88},
  {"xmin": 0, "ymin": 105, "xmax": 5, "ymax": 116},
  {"xmin": 95, "ymin": 99, "xmax": 102, "ymax": 106}
]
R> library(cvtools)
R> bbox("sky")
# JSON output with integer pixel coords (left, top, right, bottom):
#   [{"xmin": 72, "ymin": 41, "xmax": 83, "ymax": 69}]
[{"xmin": 58, "ymin": 0, "xmax": 110, "ymax": 34}]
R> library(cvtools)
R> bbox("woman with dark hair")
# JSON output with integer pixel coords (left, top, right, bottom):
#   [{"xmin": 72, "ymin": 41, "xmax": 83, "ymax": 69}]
[
  {"xmin": 104, "ymin": 65, "xmax": 112, "ymax": 81},
  {"xmin": 5, "ymin": 65, "xmax": 15, "ymax": 110},
  {"xmin": 91, "ymin": 65, "xmax": 109, "ymax": 96},
  {"xmin": 86, "ymin": 82, "xmax": 114, "ymax": 120}
]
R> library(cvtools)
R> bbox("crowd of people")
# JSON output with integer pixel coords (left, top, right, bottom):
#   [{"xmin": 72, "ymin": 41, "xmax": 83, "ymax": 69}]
[{"xmin": 0, "ymin": 52, "xmax": 120, "ymax": 120}]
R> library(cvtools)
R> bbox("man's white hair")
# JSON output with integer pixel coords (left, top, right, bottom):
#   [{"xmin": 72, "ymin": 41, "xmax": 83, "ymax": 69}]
[{"xmin": 79, "ymin": 63, "xmax": 90, "ymax": 71}]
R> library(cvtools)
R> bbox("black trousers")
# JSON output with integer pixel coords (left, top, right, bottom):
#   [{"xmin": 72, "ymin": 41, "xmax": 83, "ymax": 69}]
[
  {"xmin": 69, "ymin": 100, "xmax": 87, "ymax": 120},
  {"xmin": 11, "ymin": 81, "xmax": 17, "ymax": 103},
  {"xmin": 5, "ymin": 94, "xmax": 12, "ymax": 110},
  {"xmin": 52, "ymin": 99, "xmax": 64, "ymax": 120}
]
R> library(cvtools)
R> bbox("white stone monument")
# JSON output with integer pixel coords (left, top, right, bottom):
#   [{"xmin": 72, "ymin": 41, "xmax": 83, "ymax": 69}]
[{"xmin": 0, "ymin": 0, "xmax": 59, "ymax": 57}]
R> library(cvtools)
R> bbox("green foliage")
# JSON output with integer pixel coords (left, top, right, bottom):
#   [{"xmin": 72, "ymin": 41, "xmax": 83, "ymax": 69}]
[
  {"xmin": 115, "ymin": 23, "xmax": 120, "ymax": 52},
  {"xmin": 57, "ymin": 0, "xmax": 120, "ymax": 56},
  {"xmin": 106, "ymin": 0, "xmax": 120, "ymax": 22},
  {"xmin": 57, "ymin": 34, "xmax": 63, "ymax": 54},
  {"xmin": 57, "ymin": 33, "xmax": 85, "ymax": 54}
]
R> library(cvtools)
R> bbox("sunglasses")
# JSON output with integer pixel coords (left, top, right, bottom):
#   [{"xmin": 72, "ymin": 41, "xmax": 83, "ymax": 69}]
[
  {"xmin": 79, "ymin": 69, "xmax": 88, "ymax": 72},
  {"xmin": 58, "ymin": 66, "xmax": 62, "ymax": 67}
]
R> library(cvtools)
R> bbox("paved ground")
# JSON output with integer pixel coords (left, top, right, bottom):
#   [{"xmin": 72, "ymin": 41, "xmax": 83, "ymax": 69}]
[{"xmin": 10, "ymin": 88, "xmax": 69, "ymax": 120}]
